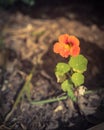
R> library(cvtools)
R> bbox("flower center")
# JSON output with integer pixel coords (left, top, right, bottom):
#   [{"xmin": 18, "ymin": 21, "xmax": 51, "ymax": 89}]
[{"xmin": 64, "ymin": 44, "xmax": 71, "ymax": 50}]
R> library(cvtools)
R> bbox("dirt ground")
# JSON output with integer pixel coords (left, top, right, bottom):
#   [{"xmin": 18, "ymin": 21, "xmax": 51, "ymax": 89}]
[{"xmin": 0, "ymin": 3, "xmax": 104, "ymax": 130}]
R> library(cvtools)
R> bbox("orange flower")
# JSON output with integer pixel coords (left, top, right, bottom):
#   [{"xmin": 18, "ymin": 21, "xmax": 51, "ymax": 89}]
[{"xmin": 53, "ymin": 34, "xmax": 80, "ymax": 58}]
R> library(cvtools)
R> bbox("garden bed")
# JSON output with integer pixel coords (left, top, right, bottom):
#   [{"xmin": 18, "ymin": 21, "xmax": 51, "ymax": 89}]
[{"xmin": 0, "ymin": 3, "xmax": 104, "ymax": 130}]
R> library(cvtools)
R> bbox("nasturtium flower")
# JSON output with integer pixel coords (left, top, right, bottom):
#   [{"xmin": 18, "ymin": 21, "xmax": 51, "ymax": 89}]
[{"xmin": 53, "ymin": 34, "xmax": 80, "ymax": 58}]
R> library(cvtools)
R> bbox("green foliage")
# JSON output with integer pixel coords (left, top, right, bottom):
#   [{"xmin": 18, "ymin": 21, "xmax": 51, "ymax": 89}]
[
  {"xmin": 55, "ymin": 72, "xmax": 66, "ymax": 83},
  {"xmin": 71, "ymin": 73, "xmax": 84, "ymax": 87},
  {"xmin": 61, "ymin": 79, "xmax": 73, "ymax": 92},
  {"xmin": 69, "ymin": 55, "xmax": 88, "ymax": 73},
  {"xmin": 55, "ymin": 62, "xmax": 70, "ymax": 74},
  {"xmin": 55, "ymin": 55, "xmax": 88, "ymax": 102},
  {"xmin": 67, "ymin": 87, "xmax": 76, "ymax": 101},
  {"xmin": 61, "ymin": 80, "xmax": 76, "ymax": 101},
  {"xmin": 55, "ymin": 63, "xmax": 70, "ymax": 82}
]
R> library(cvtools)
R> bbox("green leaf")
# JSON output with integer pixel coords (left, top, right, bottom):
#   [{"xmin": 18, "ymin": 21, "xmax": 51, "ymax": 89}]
[
  {"xmin": 55, "ymin": 62, "xmax": 70, "ymax": 75},
  {"xmin": 55, "ymin": 72, "xmax": 66, "ymax": 83},
  {"xmin": 61, "ymin": 79, "xmax": 73, "ymax": 91},
  {"xmin": 71, "ymin": 73, "xmax": 84, "ymax": 87},
  {"xmin": 61, "ymin": 80, "xmax": 76, "ymax": 101},
  {"xmin": 67, "ymin": 89, "xmax": 76, "ymax": 102},
  {"xmin": 69, "ymin": 55, "xmax": 88, "ymax": 73}
]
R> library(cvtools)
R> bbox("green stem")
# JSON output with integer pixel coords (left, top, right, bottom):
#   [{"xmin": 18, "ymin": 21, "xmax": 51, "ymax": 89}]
[
  {"xmin": 85, "ymin": 88, "xmax": 104, "ymax": 94},
  {"xmin": 31, "ymin": 96, "xmax": 68, "ymax": 105},
  {"xmin": 31, "ymin": 88, "xmax": 104, "ymax": 105},
  {"xmin": 84, "ymin": 90, "xmax": 94, "ymax": 94}
]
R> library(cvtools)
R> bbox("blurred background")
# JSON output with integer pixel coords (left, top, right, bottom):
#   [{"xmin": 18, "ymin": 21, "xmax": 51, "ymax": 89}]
[{"xmin": 0, "ymin": 0, "xmax": 104, "ymax": 130}]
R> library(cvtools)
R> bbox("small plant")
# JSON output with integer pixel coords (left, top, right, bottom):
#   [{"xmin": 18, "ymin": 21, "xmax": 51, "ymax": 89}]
[{"xmin": 53, "ymin": 34, "xmax": 88, "ymax": 101}]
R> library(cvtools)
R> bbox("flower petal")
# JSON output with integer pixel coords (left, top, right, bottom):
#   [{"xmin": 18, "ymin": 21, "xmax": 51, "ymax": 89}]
[
  {"xmin": 70, "ymin": 46, "xmax": 80, "ymax": 56},
  {"xmin": 53, "ymin": 42, "xmax": 62, "ymax": 53},
  {"xmin": 58, "ymin": 34, "xmax": 70, "ymax": 44},
  {"xmin": 60, "ymin": 48, "xmax": 70, "ymax": 58},
  {"xmin": 59, "ymin": 43, "xmax": 70, "ymax": 58},
  {"xmin": 53, "ymin": 42, "xmax": 71, "ymax": 58},
  {"xmin": 68, "ymin": 36, "xmax": 80, "ymax": 46}
]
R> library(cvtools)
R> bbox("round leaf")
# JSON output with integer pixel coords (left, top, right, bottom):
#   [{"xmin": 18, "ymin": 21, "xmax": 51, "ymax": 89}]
[
  {"xmin": 69, "ymin": 55, "xmax": 88, "ymax": 73},
  {"xmin": 61, "ymin": 79, "xmax": 73, "ymax": 92},
  {"xmin": 61, "ymin": 80, "xmax": 76, "ymax": 101},
  {"xmin": 55, "ymin": 72, "xmax": 66, "ymax": 83},
  {"xmin": 71, "ymin": 73, "xmax": 84, "ymax": 87},
  {"xmin": 55, "ymin": 62, "xmax": 70, "ymax": 75}
]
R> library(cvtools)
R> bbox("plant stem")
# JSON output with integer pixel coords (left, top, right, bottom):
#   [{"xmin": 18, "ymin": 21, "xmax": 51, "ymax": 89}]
[
  {"xmin": 85, "ymin": 88, "xmax": 104, "ymax": 94},
  {"xmin": 31, "ymin": 88, "xmax": 104, "ymax": 105},
  {"xmin": 31, "ymin": 96, "xmax": 68, "ymax": 105}
]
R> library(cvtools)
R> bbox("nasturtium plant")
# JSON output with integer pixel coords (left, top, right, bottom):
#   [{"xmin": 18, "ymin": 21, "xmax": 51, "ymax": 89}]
[{"xmin": 53, "ymin": 34, "xmax": 88, "ymax": 102}]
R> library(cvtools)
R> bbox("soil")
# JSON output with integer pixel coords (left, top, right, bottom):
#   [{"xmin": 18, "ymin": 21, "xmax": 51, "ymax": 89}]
[{"xmin": 0, "ymin": 2, "xmax": 104, "ymax": 130}]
